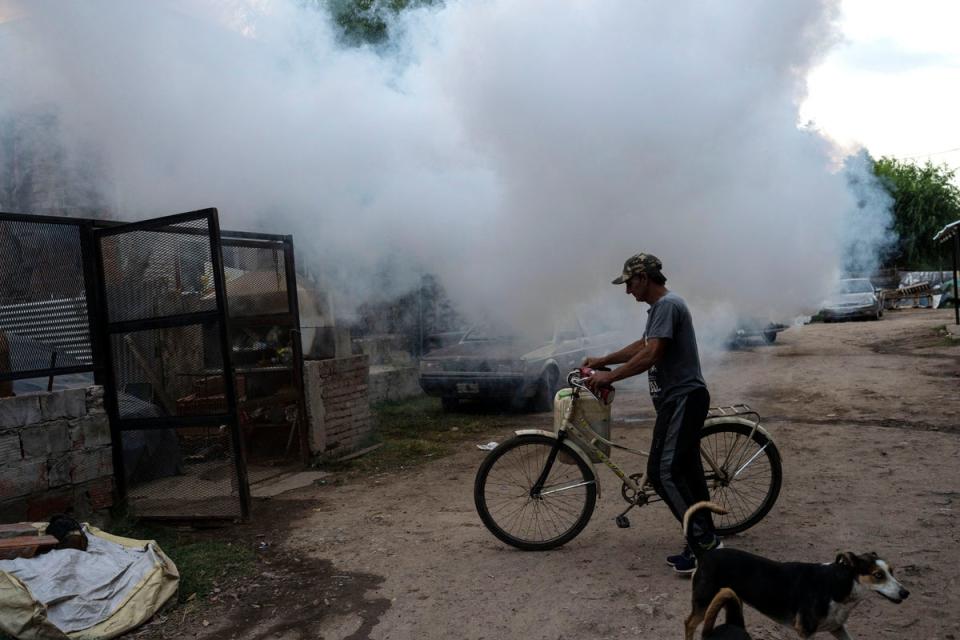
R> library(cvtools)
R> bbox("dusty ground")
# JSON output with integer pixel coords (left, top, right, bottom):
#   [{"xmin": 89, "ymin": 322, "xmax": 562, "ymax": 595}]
[{"xmin": 139, "ymin": 308, "xmax": 960, "ymax": 640}]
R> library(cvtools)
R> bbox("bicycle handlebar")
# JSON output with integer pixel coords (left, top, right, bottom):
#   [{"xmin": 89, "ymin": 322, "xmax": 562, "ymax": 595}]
[{"xmin": 567, "ymin": 367, "xmax": 614, "ymax": 403}]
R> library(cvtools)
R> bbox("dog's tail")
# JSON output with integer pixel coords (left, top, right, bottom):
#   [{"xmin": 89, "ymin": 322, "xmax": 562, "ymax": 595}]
[
  {"xmin": 682, "ymin": 501, "xmax": 728, "ymax": 555},
  {"xmin": 702, "ymin": 587, "xmax": 746, "ymax": 637}
]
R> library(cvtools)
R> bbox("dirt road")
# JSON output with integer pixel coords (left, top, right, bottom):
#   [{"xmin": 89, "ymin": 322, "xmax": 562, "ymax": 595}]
[{"xmin": 147, "ymin": 308, "xmax": 960, "ymax": 640}]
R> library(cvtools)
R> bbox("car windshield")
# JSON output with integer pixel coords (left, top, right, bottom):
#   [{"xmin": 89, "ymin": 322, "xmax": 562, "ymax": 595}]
[
  {"xmin": 835, "ymin": 279, "xmax": 873, "ymax": 294},
  {"xmin": 462, "ymin": 324, "xmax": 552, "ymax": 343},
  {"xmin": 461, "ymin": 325, "xmax": 515, "ymax": 342}
]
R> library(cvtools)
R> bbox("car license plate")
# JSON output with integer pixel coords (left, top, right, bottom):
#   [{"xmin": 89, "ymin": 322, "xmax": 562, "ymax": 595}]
[{"xmin": 457, "ymin": 383, "xmax": 480, "ymax": 394}]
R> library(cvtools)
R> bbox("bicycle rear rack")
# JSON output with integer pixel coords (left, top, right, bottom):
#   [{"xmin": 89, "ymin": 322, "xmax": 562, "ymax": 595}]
[{"xmin": 707, "ymin": 404, "xmax": 760, "ymax": 423}]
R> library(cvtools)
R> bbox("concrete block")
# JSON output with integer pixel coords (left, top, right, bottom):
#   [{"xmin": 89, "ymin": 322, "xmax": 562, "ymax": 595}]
[
  {"xmin": 70, "ymin": 447, "xmax": 113, "ymax": 484},
  {"xmin": 38, "ymin": 389, "xmax": 87, "ymax": 421},
  {"xmin": 64, "ymin": 389, "xmax": 87, "ymax": 418},
  {"xmin": 20, "ymin": 421, "xmax": 71, "ymax": 457},
  {"xmin": 25, "ymin": 488, "xmax": 73, "ymax": 521},
  {"xmin": 68, "ymin": 415, "xmax": 112, "ymax": 449},
  {"xmin": 0, "ymin": 433, "xmax": 21, "ymax": 465},
  {"xmin": 0, "ymin": 497, "xmax": 29, "ymax": 524},
  {"xmin": 39, "ymin": 392, "xmax": 67, "ymax": 421},
  {"xmin": 0, "ymin": 395, "xmax": 41, "ymax": 428},
  {"xmin": 85, "ymin": 386, "xmax": 106, "ymax": 414},
  {"xmin": 48, "ymin": 453, "xmax": 72, "ymax": 488},
  {"xmin": 84, "ymin": 477, "xmax": 114, "ymax": 511},
  {"xmin": 0, "ymin": 457, "xmax": 48, "ymax": 498}
]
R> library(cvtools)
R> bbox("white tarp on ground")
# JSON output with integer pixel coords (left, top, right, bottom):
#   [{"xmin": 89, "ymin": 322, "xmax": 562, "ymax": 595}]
[{"xmin": 0, "ymin": 526, "xmax": 178, "ymax": 640}]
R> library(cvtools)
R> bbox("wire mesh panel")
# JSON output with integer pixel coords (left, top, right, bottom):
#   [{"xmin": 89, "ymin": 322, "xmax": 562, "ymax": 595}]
[
  {"xmin": 222, "ymin": 236, "xmax": 308, "ymax": 463},
  {"xmin": 221, "ymin": 243, "xmax": 289, "ymax": 317},
  {"xmin": 121, "ymin": 424, "xmax": 244, "ymax": 519},
  {"xmin": 99, "ymin": 218, "xmax": 216, "ymax": 323},
  {"xmin": 96, "ymin": 210, "xmax": 248, "ymax": 521},
  {"xmin": 0, "ymin": 216, "xmax": 94, "ymax": 383},
  {"xmin": 109, "ymin": 323, "xmax": 228, "ymax": 420}
]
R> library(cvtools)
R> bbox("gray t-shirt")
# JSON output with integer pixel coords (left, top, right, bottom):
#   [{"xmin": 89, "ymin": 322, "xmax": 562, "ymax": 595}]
[{"xmin": 643, "ymin": 291, "xmax": 706, "ymax": 410}]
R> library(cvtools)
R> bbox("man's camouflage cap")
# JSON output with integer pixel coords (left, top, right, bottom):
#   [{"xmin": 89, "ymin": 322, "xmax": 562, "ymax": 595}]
[{"xmin": 611, "ymin": 253, "xmax": 663, "ymax": 285}]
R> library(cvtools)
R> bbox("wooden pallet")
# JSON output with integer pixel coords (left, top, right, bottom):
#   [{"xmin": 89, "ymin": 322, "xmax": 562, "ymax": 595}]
[{"xmin": 879, "ymin": 282, "xmax": 932, "ymax": 301}]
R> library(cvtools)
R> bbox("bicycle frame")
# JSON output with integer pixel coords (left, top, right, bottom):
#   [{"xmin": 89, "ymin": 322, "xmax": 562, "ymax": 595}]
[
  {"xmin": 536, "ymin": 380, "xmax": 770, "ymax": 504},
  {"xmin": 563, "ymin": 395, "xmax": 643, "ymax": 486}
]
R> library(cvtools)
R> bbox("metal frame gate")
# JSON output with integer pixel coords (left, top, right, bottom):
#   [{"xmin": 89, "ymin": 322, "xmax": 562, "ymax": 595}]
[
  {"xmin": 0, "ymin": 209, "xmax": 313, "ymax": 521},
  {"xmin": 220, "ymin": 231, "xmax": 310, "ymax": 464},
  {"xmin": 92, "ymin": 209, "xmax": 250, "ymax": 520}
]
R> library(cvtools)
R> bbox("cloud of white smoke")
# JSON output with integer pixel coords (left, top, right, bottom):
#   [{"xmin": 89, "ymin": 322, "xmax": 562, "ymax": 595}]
[{"xmin": 0, "ymin": 0, "xmax": 892, "ymax": 341}]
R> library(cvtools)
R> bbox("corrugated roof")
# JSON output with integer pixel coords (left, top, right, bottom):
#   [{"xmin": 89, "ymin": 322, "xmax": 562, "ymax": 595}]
[{"xmin": 933, "ymin": 220, "xmax": 960, "ymax": 243}]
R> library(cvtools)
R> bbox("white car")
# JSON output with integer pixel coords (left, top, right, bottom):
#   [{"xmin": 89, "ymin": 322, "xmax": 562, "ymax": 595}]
[
  {"xmin": 418, "ymin": 317, "xmax": 622, "ymax": 412},
  {"xmin": 819, "ymin": 278, "xmax": 883, "ymax": 321}
]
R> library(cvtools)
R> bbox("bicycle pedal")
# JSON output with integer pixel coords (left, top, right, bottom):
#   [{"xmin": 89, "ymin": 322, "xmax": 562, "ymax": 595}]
[{"xmin": 615, "ymin": 515, "xmax": 630, "ymax": 528}]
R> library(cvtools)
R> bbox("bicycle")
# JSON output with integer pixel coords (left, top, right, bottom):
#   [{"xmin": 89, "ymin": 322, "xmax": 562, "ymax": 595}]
[{"xmin": 473, "ymin": 368, "xmax": 782, "ymax": 550}]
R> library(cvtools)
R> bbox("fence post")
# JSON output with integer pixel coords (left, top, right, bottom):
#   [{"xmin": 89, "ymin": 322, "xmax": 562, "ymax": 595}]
[
  {"xmin": 953, "ymin": 233, "xmax": 959, "ymax": 326},
  {"xmin": 0, "ymin": 330, "xmax": 10, "ymax": 398}
]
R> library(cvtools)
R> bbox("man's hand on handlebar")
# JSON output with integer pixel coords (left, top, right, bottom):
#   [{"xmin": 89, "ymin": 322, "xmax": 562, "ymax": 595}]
[
  {"xmin": 584, "ymin": 369, "xmax": 615, "ymax": 393},
  {"xmin": 581, "ymin": 356, "xmax": 605, "ymax": 370}
]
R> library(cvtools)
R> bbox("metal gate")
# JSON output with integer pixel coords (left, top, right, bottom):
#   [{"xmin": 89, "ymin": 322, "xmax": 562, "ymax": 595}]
[
  {"xmin": 93, "ymin": 209, "xmax": 250, "ymax": 520},
  {"xmin": 220, "ymin": 231, "xmax": 309, "ymax": 466}
]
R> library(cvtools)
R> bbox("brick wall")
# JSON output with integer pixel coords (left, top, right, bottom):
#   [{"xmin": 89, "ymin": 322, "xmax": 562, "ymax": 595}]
[
  {"xmin": 303, "ymin": 355, "xmax": 373, "ymax": 456},
  {"xmin": 0, "ymin": 386, "xmax": 113, "ymax": 523}
]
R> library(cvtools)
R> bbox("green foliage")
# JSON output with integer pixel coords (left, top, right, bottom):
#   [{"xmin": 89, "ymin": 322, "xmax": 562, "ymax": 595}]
[
  {"xmin": 353, "ymin": 272, "xmax": 464, "ymax": 356},
  {"xmin": 873, "ymin": 156, "xmax": 960, "ymax": 268},
  {"xmin": 110, "ymin": 518, "xmax": 255, "ymax": 603},
  {"xmin": 306, "ymin": 0, "xmax": 440, "ymax": 46}
]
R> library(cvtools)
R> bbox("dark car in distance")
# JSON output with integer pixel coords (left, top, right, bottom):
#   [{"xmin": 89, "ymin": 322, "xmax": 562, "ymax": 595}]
[
  {"xmin": 418, "ymin": 317, "xmax": 621, "ymax": 412},
  {"xmin": 728, "ymin": 320, "xmax": 789, "ymax": 347}
]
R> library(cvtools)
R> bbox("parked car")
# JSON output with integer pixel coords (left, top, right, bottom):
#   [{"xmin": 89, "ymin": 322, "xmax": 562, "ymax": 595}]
[
  {"xmin": 728, "ymin": 320, "xmax": 789, "ymax": 347},
  {"xmin": 819, "ymin": 278, "xmax": 883, "ymax": 321},
  {"xmin": 418, "ymin": 316, "xmax": 621, "ymax": 412}
]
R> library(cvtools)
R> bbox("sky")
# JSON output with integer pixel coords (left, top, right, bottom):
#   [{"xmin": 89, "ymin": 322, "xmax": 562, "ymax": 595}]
[{"xmin": 801, "ymin": 0, "xmax": 960, "ymax": 175}]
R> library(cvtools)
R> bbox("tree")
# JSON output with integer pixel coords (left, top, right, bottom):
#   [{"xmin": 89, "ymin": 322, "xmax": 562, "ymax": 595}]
[
  {"xmin": 873, "ymin": 156, "xmax": 960, "ymax": 269},
  {"xmin": 353, "ymin": 273, "xmax": 462, "ymax": 356},
  {"xmin": 304, "ymin": 0, "xmax": 438, "ymax": 46}
]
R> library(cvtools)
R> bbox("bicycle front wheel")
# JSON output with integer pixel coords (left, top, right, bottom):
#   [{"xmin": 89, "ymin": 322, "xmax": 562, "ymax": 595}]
[
  {"xmin": 700, "ymin": 422, "xmax": 782, "ymax": 535},
  {"xmin": 474, "ymin": 434, "xmax": 597, "ymax": 550}
]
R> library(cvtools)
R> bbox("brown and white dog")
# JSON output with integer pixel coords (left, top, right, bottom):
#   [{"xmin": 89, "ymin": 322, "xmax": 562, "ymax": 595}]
[{"xmin": 683, "ymin": 502, "xmax": 909, "ymax": 640}]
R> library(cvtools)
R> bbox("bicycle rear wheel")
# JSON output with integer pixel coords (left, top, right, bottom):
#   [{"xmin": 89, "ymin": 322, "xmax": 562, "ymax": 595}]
[
  {"xmin": 699, "ymin": 422, "xmax": 782, "ymax": 535},
  {"xmin": 474, "ymin": 434, "xmax": 597, "ymax": 550}
]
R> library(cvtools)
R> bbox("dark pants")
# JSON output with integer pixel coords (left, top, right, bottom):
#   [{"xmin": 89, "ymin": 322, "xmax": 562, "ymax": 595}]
[{"xmin": 647, "ymin": 386, "xmax": 714, "ymax": 541}]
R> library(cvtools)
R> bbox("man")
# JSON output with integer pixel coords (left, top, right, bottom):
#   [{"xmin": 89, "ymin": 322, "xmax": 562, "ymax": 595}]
[{"xmin": 584, "ymin": 252, "xmax": 719, "ymax": 575}]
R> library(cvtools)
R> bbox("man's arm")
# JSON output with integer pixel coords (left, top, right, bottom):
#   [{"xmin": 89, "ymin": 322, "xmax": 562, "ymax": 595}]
[
  {"xmin": 583, "ymin": 339, "xmax": 646, "ymax": 369},
  {"xmin": 608, "ymin": 338, "xmax": 667, "ymax": 382},
  {"xmin": 584, "ymin": 338, "xmax": 667, "ymax": 390}
]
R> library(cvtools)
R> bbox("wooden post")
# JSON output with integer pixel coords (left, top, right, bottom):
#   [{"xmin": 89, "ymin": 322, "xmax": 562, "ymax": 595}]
[{"xmin": 952, "ymin": 233, "xmax": 959, "ymax": 326}]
